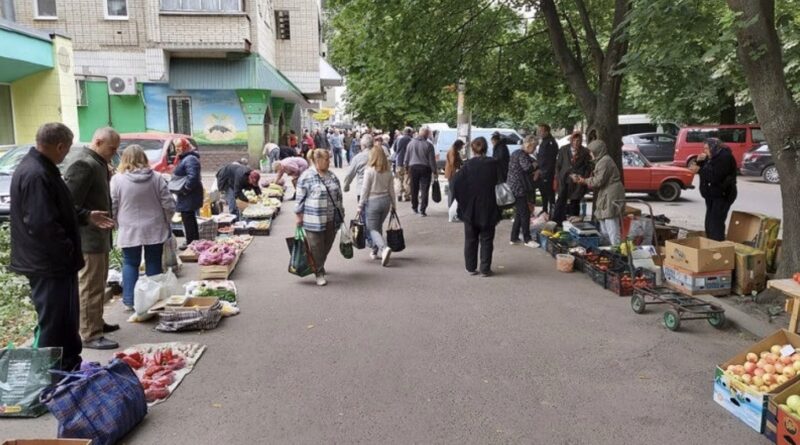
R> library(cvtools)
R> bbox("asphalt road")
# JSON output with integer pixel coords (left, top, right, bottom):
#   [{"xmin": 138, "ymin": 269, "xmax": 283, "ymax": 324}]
[{"xmin": 4, "ymin": 169, "xmax": 779, "ymax": 444}]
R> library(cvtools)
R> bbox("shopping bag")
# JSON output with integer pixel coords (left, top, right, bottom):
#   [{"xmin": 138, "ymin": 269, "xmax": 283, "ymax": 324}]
[
  {"xmin": 131, "ymin": 269, "xmax": 178, "ymax": 321},
  {"xmin": 448, "ymin": 199, "xmax": 459, "ymax": 223},
  {"xmin": 495, "ymin": 182, "xmax": 516, "ymax": 207},
  {"xmin": 0, "ymin": 331, "xmax": 62, "ymax": 418},
  {"xmin": 386, "ymin": 210, "xmax": 406, "ymax": 252},
  {"xmin": 339, "ymin": 224, "xmax": 354, "ymax": 259},
  {"xmin": 350, "ymin": 218, "xmax": 366, "ymax": 249},
  {"xmin": 288, "ymin": 227, "xmax": 317, "ymax": 277},
  {"xmin": 40, "ymin": 360, "xmax": 147, "ymax": 445},
  {"xmin": 431, "ymin": 181, "xmax": 442, "ymax": 203},
  {"xmin": 162, "ymin": 236, "xmax": 180, "ymax": 271}
]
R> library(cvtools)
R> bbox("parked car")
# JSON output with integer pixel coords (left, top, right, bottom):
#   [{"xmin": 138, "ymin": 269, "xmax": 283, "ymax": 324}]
[
  {"xmin": 621, "ymin": 133, "xmax": 676, "ymax": 162},
  {"xmin": 0, "ymin": 144, "xmax": 121, "ymax": 221},
  {"xmin": 741, "ymin": 144, "xmax": 779, "ymax": 184},
  {"xmin": 622, "ymin": 149, "xmax": 695, "ymax": 202},
  {"xmin": 429, "ymin": 127, "xmax": 523, "ymax": 170},
  {"xmin": 672, "ymin": 124, "xmax": 765, "ymax": 169},
  {"xmin": 118, "ymin": 133, "xmax": 198, "ymax": 174}
]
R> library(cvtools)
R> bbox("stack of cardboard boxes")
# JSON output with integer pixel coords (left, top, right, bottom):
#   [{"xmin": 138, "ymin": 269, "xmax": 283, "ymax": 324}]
[{"xmin": 663, "ymin": 237, "xmax": 735, "ymax": 295}]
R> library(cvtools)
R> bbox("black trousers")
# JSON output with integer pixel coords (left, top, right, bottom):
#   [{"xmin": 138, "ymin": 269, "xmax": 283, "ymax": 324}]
[
  {"xmin": 28, "ymin": 274, "xmax": 82, "ymax": 371},
  {"xmin": 464, "ymin": 223, "xmax": 496, "ymax": 274},
  {"xmin": 511, "ymin": 196, "xmax": 532, "ymax": 242},
  {"xmin": 705, "ymin": 196, "xmax": 735, "ymax": 241},
  {"xmin": 553, "ymin": 192, "xmax": 581, "ymax": 225},
  {"xmin": 409, "ymin": 165, "xmax": 432, "ymax": 213},
  {"xmin": 536, "ymin": 177, "xmax": 555, "ymax": 215},
  {"xmin": 181, "ymin": 210, "xmax": 199, "ymax": 244}
]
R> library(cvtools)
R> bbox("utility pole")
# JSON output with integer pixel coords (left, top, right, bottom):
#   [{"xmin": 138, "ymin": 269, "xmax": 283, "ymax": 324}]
[{"xmin": 456, "ymin": 79, "xmax": 472, "ymax": 157}]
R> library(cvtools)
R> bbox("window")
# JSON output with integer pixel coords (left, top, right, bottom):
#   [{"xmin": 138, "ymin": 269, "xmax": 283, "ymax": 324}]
[
  {"xmin": 0, "ymin": 85, "xmax": 14, "ymax": 145},
  {"xmin": 106, "ymin": 0, "xmax": 128, "ymax": 19},
  {"xmin": 275, "ymin": 10, "xmax": 290, "ymax": 39},
  {"xmin": 160, "ymin": 0, "xmax": 241, "ymax": 12},
  {"xmin": 35, "ymin": 0, "xmax": 57, "ymax": 18},
  {"xmin": 657, "ymin": 135, "xmax": 675, "ymax": 143},
  {"xmin": 752, "ymin": 128, "xmax": 766, "ymax": 144},
  {"xmin": 717, "ymin": 128, "xmax": 746, "ymax": 144},
  {"xmin": 76, "ymin": 80, "xmax": 88, "ymax": 106},
  {"xmin": 168, "ymin": 97, "xmax": 192, "ymax": 136},
  {"xmin": 623, "ymin": 151, "xmax": 646, "ymax": 167},
  {"xmin": 686, "ymin": 130, "xmax": 714, "ymax": 143}
]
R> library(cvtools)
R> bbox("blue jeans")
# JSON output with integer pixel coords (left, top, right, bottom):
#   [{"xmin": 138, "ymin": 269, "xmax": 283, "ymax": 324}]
[
  {"xmin": 225, "ymin": 188, "xmax": 240, "ymax": 219},
  {"xmin": 366, "ymin": 196, "xmax": 391, "ymax": 252},
  {"xmin": 122, "ymin": 243, "xmax": 164, "ymax": 307}
]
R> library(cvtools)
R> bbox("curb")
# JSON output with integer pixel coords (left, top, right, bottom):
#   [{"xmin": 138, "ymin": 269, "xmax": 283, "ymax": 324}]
[{"xmin": 697, "ymin": 294, "xmax": 777, "ymax": 338}]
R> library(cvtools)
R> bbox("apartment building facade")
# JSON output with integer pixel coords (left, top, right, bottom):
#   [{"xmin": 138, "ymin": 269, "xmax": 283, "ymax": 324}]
[{"xmin": 5, "ymin": 0, "xmax": 340, "ymax": 161}]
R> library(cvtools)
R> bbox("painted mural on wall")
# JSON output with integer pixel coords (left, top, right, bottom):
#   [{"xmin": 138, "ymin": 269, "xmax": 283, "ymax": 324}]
[{"xmin": 143, "ymin": 85, "xmax": 247, "ymax": 145}]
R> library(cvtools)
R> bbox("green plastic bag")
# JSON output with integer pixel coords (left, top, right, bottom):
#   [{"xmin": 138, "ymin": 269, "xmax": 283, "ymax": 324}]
[
  {"xmin": 0, "ymin": 330, "xmax": 62, "ymax": 417},
  {"xmin": 287, "ymin": 227, "xmax": 317, "ymax": 277}
]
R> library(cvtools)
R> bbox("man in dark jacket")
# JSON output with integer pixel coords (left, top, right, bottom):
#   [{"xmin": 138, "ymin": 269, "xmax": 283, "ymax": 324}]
[
  {"xmin": 552, "ymin": 131, "xmax": 592, "ymax": 225},
  {"xmin": 63, "ymin": 127, "xmax": 120, "ymax": 350},
  {"xmin": 216, "ymin": 162, "xmax": 262, "ymax": 218},
  {"xmin": 692, "ymin": 138, "xmax": 738, "ymax": 241},
  {"xmin": 453, "ymin": 137, "xmax": 501, "ymax": 277},
  {"xmin": 535, "ymin": 124, "xmax": 559, "ymax": 215},
  {"xmin": 10, "ymin": 123, "xmax": 114, "ymax": 370},
  {"xmin": 403, "ymin": 126, "xmax": 437, "ymax": 216},
  {"xmin": 393, "ymin": 127, "xmax": 413, "ymax": 201},
  {"xmin": 491, "ymin": 132, "xmax": 511, "ymax": 183},
  {"xmin": 174, "ymin": 139, "xmax": 204, "ymax": 248}
]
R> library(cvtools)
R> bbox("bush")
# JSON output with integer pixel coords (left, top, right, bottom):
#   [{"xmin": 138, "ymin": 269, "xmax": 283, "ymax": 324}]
[{"xmin": 0, "ymin": 223, "xmax": 36, "ymax": 345}]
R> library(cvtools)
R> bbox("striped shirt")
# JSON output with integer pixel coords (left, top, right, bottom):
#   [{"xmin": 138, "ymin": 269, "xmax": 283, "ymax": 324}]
[{"xmin": 295, "ymin": 168, "xmax": 344, "ymax": 232}]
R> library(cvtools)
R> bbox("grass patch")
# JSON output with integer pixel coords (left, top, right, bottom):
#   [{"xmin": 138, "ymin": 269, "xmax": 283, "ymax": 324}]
[{"xmin": 0, "ymin": 223, "xmax": 36, "ymax": 346}]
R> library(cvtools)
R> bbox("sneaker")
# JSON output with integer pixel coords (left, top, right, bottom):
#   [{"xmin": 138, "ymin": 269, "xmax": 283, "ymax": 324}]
[
  {"xmin": 412, "ymin": 208, "xmax": 419, "ymax": 214},
  {"xmin": 83, "ymin": 336, "xmax": 119, "ymax": 350},
  {"xmin": 524, "ymin": 241, "xmax": 539, "ymax": 248},
  {"xmin": 123, "ymin": 304, "xmax": 135, "ymax": 313},
  {"xmin": 315, "ymin": 274, "xmax": 327, "ymax": 286},
  {"xmin": 381, "ymin": 247, "xmax": 392, "ymax": 267},
  {"xmin": 466, "ymin": 269, "xmax": 478, "ymax": 276},
  {"xmin": 480, "ymin": 270, "xmax": 494, "ymax": 277},
  {"xmin": 370, "ymin": 251, "xmax": 379, "ymax": 260},
  {"xmin": 510, "ymin": 240, "xmax": 521, "ymax": 245},
  {"xmin": 420, "ymin": 212, "xmax": 427, "ymax": 217}
]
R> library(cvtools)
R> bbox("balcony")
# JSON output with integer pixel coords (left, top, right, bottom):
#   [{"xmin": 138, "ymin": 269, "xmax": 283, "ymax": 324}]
[{"xmin": 155, "ymin": 7, "xmax": 251, "ymax": 55}]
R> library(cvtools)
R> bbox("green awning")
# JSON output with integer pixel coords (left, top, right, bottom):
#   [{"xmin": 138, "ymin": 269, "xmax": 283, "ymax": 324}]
[
  {"xmin": 169, "ymin": 55, "xmax": 305, "ymax": 98},
  {"xmin": 0, "ymin": 23, "xmax": 53, "ymax": 82}
]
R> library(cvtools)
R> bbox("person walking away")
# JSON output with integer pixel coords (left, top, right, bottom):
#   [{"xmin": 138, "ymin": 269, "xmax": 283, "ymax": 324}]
[
  {"xmin": 491, "ymin": 132, "xmax": 511, "ymax": 183},
  {"xmin": 63, "ymin": 127, "xmax": 120, "ymax": 350},
  {"xmin": 343, "ymin": 130, "xmax": 354, "ymax": 165},
  {"xmin": 344, "ymin": 134, "xmax": 373, "ymax": 200},
  {"xmin": 330, "ymin": 129, "xmax": 344, "ymax": 168},
  {"xmin": 111, "ymin": 145, "xmax": 175, "ymax": 312},
  {"xmin": 10, "ymin": 123, "xmax": 115, "ymax": 369},
  {"xmin": 508, "ymin": 135, "xmax": 539, "ymax": 247},
  {"xmin": 393, "ymin": 127, "xmax": 413, "ymax": 201},
  {"xmin": 288, "ymin": 130, "xmax": 299, "ymax": 151},
  {"xmin": 173, "ymin": 138, "xmax": 203, "ymax": 249},
  {"xmin": 572, "ymin": 140, "xmax": 625, "ymax": 245},
  {"xmin": 357, "ymin": 145, "xmax": 397, "ymax": 266},
  {"xmin": 535, "ymin": 124, "xmax": 558, "ymax": 215},
  {"xmin": 302, "ymin": 130, "xmax": 315, "ymax": 157},
  {"xmin": 444, "ymin": 139, "xmax": 465, "ymax": 209},
  {"xmin": 273, "ymin": 156, "xmax": 309, "ymax": 199},
  {"xmin": 216, "ymin": 162, "xmax": 261, "ymax": 218},
  {"xmin": 553, "ymin": 131, "xmax": 591, "ymax": 225},
  {"xmin": 349, "ymin": 131, "xmax": 362, "ymax": 164},
  {"xmin": 295, "ymin": 149, "xmax": 345, "ymax": 286},
  {"xmin": 690, "ymin": 137, "xmax": 738, "ymax": 241},
  {"xmin": 452, "ymin": 137, "xmax": 501, "ymax": 277},
  {"xmin": 404, "ymin": 126, "xmax": 437, "ymax": 216}
]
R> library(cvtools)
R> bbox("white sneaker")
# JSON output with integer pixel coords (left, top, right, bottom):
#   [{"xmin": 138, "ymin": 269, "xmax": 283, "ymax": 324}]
[
  {"xmin": 315, "ymin": 274, "xmax": 327, "ymax": 286},
  {"xmin": 509, "ymin": 240, "xmax": 521, "ymax": 246},
  {"xmin": 370, "ymin": 251, "xmax": 379, "ymax": 260},
  {"xmin": 524, "ymin": 241, "xmax": 539, "ymax": 248},
  {"xmin": 381, "ymin": 247, "xmax": 392, "ymax": 267}
]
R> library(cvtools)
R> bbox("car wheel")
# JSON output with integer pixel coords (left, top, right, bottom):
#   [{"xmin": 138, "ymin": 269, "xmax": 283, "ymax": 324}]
[
  {"xmin": 762, "ymin": 165, "xmax": 780, "ymax": 184},
  {"xmin": 656, "ymin": 181, "xmax": 681, "ymax": 202},
  {"xmin": 686, "ymin": 157, "xmax": 698, "ymax": 170}
]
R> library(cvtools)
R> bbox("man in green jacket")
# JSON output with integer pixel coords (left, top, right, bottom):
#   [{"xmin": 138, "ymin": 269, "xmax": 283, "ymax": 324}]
[{"xmin": 63, "ymin": 127, "xmax": 119, "ymax": 350}]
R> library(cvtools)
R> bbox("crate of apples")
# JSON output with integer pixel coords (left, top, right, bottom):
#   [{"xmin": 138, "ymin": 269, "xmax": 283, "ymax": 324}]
[{"xmin": 725, "ymin": 344, "xmax": 800, "ymax": 392}]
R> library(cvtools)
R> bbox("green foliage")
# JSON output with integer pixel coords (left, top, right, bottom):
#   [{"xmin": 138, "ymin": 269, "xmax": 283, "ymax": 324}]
[{"xmin": 0, "ymin": 223, "xmax": 36, "ymax": 346}]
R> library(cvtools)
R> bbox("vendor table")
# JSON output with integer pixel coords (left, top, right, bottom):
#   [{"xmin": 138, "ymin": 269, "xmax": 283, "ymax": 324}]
[{"xmin": 770, "ymin": 279, "xmax": 800, "ymax": 333}]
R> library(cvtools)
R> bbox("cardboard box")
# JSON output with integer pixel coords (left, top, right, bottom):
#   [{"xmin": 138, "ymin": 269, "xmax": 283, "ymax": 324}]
[
  {"xmin": 727, "ymin": 211, "xmax": 781, "ymax": 272},
  {"xmin": 2, "ymin": 441, "xmax": 92, "ymax": 445},
  {"xmin": 771, "ymin": 378, "xmax": 800, "ymax": 444},
  {"xmin": 732, "ymin": 243, "xmax": 767, "ymax": 296},
  {"xmin": 664, "ymin": 237, "xmax": 735, "ymax": 273},
  {"xmin": 664, "ymin": 264, "xmax": 732, "ymax": 296},
  {"xmin": 654, "ymin": 225, "xmax": 681, "ymax": 246},
  {"xmin": 714, "ymin": 329, "xmax": 800, "ymax": 433},
  {"xmin": 677, "ymin": 228, "xmax": 706, "ymax": 239},
  {"xmin": 148, "ymin": 296, "xmax": 219, "ymax": 314}
]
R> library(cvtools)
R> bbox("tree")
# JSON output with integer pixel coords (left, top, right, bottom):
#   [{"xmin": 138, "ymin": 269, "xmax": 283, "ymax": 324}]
[{"xmin": 725, "ymin": 0, "xmax": 800, "ymax": 278}]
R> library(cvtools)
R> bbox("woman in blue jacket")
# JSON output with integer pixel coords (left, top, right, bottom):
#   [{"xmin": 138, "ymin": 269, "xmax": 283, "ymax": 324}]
[{"xmin": 173, "ymin": 138, "xmax": 203, "ymax": 248}]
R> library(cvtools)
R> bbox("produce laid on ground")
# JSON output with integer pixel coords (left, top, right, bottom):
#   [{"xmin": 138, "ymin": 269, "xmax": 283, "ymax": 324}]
[
  {"xmin": 113, "ymin": 342, "xmax": 206, "ymax": 405},
  {"xmin": 217, "ymin": 234, "xmax": 253, "ymax": 251},
  {"xmin": 265, "ymin": 183, "xmax": 285, "ymax": 198},
  {"xmin": 242, "ymin": 204, "xmax": 275, "ymax": 219},
  {"xmin": 724, "ymin": 344, "xmax": 800, "ymax": 393},
  {"xmin": 794, "ymin": 272, "xmax": 800, "ymax": 284},
  {"xmin": 185, "ymin": 280, "xmax": 237, "ymax": 302},
  {"xmin": 198, "ymin": 244, "xmax": 237, "ymax": 266},
  {"xmin": 247, "ymin": 220, "xmax": 272, "ymax": 231}
]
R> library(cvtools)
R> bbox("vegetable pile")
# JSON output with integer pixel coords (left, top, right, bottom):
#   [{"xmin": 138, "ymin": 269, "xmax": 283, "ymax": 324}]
[
  {"xmin": 242, "ymin": 204, "xmax": 275, "ymax": 219},
  {"xmin": 189, "ymin": 281, "xmax": 237, "ymax": 302},
  {"xmin": 115, "ymin": 347, "xmax": 187, "ymax": 403},
  {"xmin": 198, "ymin": 244, "xmax": 237, "ymax": 266},
  {"xmin": 188, "ymin": 239, "xmax": 216, "ymax": 253}
]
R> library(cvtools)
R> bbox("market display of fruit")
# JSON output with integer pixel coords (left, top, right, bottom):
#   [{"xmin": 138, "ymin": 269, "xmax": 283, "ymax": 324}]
[
  {"xmin": 724, "ymin": 344, "xmax": 800, "ymax": 393},
  {"xmin": 780, "ymin": 395, "xmax": 800, "ymax": 422},
  {"xmin": 198, "ymin": 244, "xmax": 237, "ymax": 266}
]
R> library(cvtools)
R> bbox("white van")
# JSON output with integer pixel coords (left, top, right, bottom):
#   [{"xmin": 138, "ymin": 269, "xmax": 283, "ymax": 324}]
[{"xmin": 426, "ymin": 125, "xmax": 523, "ymax": 170}]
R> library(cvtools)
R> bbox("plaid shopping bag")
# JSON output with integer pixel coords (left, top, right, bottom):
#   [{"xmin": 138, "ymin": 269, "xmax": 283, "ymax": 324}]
[{"xmin": 40, "ymin": 360, "xmax": 147, "ymax": 445}]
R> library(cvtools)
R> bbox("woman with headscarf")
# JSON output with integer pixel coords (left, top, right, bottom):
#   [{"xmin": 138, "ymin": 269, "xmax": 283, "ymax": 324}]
[
  {"xmin": 572, "ymin": 140, "xmax": 626, "ymax": 246},
  {"xmin": 172, "ymin": 138, "xmax": 203, "ymax": 249},
  {"xmin": 690, "ymin": 137, "xmax": 738, "ymax": 241}
]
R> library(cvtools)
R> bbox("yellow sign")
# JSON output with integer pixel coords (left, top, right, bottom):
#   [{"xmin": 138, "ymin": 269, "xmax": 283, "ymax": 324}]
[{"xmin": 312, "ymin": 109, "xmax": 333, "ymax": 121}]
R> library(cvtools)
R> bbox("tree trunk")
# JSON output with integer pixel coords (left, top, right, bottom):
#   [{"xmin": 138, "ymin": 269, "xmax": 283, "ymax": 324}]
[{"xmin": 727, "ymin": 0, "xmax": 800, "ymax": 278}]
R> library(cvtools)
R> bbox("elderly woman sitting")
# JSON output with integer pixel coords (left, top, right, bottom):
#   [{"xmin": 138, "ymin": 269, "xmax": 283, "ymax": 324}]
[{"xmin": 572, "ymin": 140, "xmax": 625, "ymax": 246}]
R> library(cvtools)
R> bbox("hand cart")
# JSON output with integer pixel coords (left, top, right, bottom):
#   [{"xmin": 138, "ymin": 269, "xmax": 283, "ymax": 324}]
[{"xmin": 613, "ymin": 199, "xmax": 726, "ymax": 331}]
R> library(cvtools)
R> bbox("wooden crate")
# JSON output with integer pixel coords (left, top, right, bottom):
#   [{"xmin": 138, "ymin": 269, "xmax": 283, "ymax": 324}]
[
  {"xmin": 178, "ymin": 249, "xmax": 199, "ymax": 263},
  {"xmin": 198, "ymin": 252, "xmax": 241, "ymax": 280}
]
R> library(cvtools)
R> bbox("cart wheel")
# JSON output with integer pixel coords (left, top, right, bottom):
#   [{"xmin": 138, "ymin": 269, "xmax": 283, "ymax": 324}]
[
  {"xmin": 631, "ymin": 295, "xmax": 646, "ymax": 314},
  {"xmin": 664, "ymin": 310, "xmax": 681, "ymax": 331},
  {"xmin": 708, "ymin": 312, "xmax": 727, "ymax": 329}
]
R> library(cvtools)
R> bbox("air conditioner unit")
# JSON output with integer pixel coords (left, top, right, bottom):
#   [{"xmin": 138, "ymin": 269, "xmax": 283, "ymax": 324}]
[{"xmin": 107, "ymin": 75, "xmax": 137, "ymax": 95}]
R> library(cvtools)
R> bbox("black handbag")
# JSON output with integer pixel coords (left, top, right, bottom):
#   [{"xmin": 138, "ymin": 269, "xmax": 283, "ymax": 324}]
[
  {"xmin": 386, "ymin": 210, "xmax": 405, "ymax": 252},
  {"xmin": 350, "ymin": 218, "xmax": 366, "ymax": 249},
  {"xmin": 167, "ymin": 175, "xmax": 188, "ymax": 195},
  {"xmin": 431, "ymin": 180, "xmax": 442, "ymax": 203}
]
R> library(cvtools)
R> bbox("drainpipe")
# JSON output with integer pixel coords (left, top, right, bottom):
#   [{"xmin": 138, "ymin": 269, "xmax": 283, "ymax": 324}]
[{"xmin": 1, "ymin": 0, "xmax": 16, "ymax": 21}]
